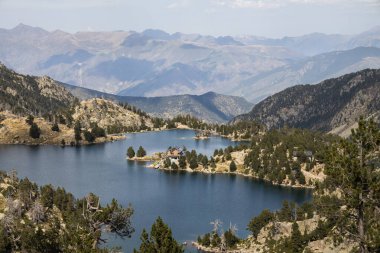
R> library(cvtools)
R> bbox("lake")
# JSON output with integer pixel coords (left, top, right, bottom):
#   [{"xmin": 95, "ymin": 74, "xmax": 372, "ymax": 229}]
[{"xmin": 0, "ymin": 129, "xmax": 312, "ymax": 252}]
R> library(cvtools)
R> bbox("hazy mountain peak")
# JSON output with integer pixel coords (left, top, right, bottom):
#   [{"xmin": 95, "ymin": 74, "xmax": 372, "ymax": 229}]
[
  {"xmin": 12, "ymin": 23, "xmax": 48, "ymax": 34},
  {"xmin": 142, "ymin": 29, "xmax": 172, "ymax": 40},
  {"xmin": 1, "ymin": 24, "xmax": 380, "ymax": 103}
]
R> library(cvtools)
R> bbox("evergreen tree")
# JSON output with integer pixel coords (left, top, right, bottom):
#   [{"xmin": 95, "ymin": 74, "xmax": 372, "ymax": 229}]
[
  {"xmin": 178, "ymin": 156, "xmax": 187, "ymax": 169},
  {"xmin": 290, "ymin": 222, "xmax": 304, "ymax": 253},
  {"xmin": 137, "ymin": 146, "xmax": 147, "ymax": 157},
  {"xmin": 83, "ymin": 130, "xmax": 95, "ymax": 143},
  {"xmin": 229, "ymin": 160, "xmax": 237, "ymax": 172},
  {"xmin": 277, "ymin": 200, "xmax": 294, "ymax": 221},
  {"xmin": 247, "ymin": 209, "xmax": 274, "ymax": 238},
  {"xmin": 198, "ymin": 233, "xmax": 211, "ymax": 247},
  {"xmin": 134, "ymin": 217, "xmax": 184, "ymax": 253},
  {"xmin": 29, "ymin": 123, "xmax": 41, "ymax": 139},
  {"xmin": 92, "ymin": 123, "xmax": 106, "ymax": 137},
  {"xmin": 325, "ymin": 118, "xmax": 380, "ymax": 253},
  {"xmin": 211, "ymin": 233, "xmax": 221, "ymax": 247},
  {"xmin": 201, "ymin": 156, "xmax": 209, "ymax": 167},
  {"xmin": 74, "ymin": 121, "xmax": 82, "ymax": 143},
  {"xmin": 171, "ymin": 162, "xmax": 179, "ymax": 170},
  {"xmin": 223, "ymin": 229, "xmax": 240, "ymax": 248},
  {"xmin": 127, "ymin": 146, "xmax": 135, "ymax": 158},
  {"xmin": 189, "ymin": 158, "xmax": 198, "ymax": 170},
  {"xmin": 164, "ymin": 158, "xmax": 171, "ymax": 168}
]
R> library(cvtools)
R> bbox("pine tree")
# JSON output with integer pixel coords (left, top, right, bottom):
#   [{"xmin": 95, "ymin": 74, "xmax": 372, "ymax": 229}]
[
  {"xmin": 189, "ymin": 158, "xmax": 198, "ymax": 170},
  {"xmin": 74, "ymin": 121, "xmax": 82, "ymax": 143},
  {"xmin": 247, "ymin": 209, "xmax": 274, "ymax": 238},
  {"xmin": 230, "ymin": 160, "xmax": 237, "ymax": 172},
  {"xmin": 83, "ymin": 130, "xmax": 95, "ymax": 142},
  {"xmin": 178, "ymin": 156, "xmax": 187, "ymax": 169},
  {"xmin": 137, "ymin": 146, "xmax": 147, "ymax": 157},
  {"xmin": 134, "ymin": 217, "xmax": 184, "ymax": 253},
  {"xmin": 171, "ymin": 162, "xmax": 179, "ymax": 170},
  {"xmin": 164, "ymin": 158, "xmax": 171, "ymax": 168},
  {"xmin": 29, "ymin": 123, "xmax": 41, "ymax": 139},
  {"xmin": 127, "ymin": 146, "xmax": 135, "ymax": 158},
  {"xmin": 325, "ymin": 118, "xmax": 380, "ymax": 252},
  {"xmin": 290, "ymin": 222, "xmax": 304, "ymax": 253}
]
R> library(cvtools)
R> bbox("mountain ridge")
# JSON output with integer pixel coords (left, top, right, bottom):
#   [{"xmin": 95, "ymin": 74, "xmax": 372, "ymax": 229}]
[
  {"xmin": 2, "ymin": 24, "xmax": 380, "ymax": 102},
  {"xmin": 62, "ymin": 82, "xmax": 253, "ymax": 123},
  {"xmin": 232, "ymin": 68, "xmax": 380, "ymax": 132}
]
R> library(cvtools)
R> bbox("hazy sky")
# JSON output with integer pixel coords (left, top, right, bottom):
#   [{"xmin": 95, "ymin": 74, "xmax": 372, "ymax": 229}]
[{"xmin": 1, "ymin": 0, "xmax": 380, "ymax": 37}]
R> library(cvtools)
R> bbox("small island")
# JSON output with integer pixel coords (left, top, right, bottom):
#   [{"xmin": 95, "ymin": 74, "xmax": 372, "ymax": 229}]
[{"xmin": 126, "ymin": 127, "xmax": 334, "ymax": 189}]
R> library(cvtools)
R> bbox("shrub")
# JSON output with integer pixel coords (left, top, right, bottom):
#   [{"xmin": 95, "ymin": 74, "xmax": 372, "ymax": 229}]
[
  {"xmin": 26, "ymin": 115, "xmax": 34, "ymax": 125},
  {"xmin": 83, "ymin": 130, "xmax": 95, "ymax": 143},
  {"xmin": 51, "ymin": 123, "xmax": 59, "ymax": 132}
]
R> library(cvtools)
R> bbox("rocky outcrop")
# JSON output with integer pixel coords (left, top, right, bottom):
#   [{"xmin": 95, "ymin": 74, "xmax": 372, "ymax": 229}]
[
  {"xmin": 0, "ymin": 111, "xmax": 124, "ymax": 145},
  {"xmin": 73, "ymin": 98, "xmax": 153, "ymax": 130}
]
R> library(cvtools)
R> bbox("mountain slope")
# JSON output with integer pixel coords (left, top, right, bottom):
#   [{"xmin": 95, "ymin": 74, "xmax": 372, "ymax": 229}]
[
  {"xmin": 233, "ymin": 69, "xmax": 380, "ymax": 132},
  {"xmin": 1, "ymin": 24, "xmax": 380, "ymax": 102},
  {"xmin": 0, "ymin": 63, "xmax": 76, "ymax": 116},
  {"xmin": 73, "ymin": 98, "xmax": 153, "ymax": 131},
  {"xmin": 62, "ymin": 83, "xmax": 253, "ymax": 123},
  {"xmin": 236, "ymin": 26, "xmax": 380, "ymax": 56},
  {"xmin": 0, "ymin": 64, "xmax": 155, "ymax": 145},
  {"xmin": 236, "ymin": 47, "xmax": 380, "ymax": 102}
]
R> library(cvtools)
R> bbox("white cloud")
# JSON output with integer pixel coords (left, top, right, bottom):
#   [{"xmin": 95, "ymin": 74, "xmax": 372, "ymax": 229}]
[{"xmin": 212, "ymin": 0, "xmax": 380, "ymax": 9}]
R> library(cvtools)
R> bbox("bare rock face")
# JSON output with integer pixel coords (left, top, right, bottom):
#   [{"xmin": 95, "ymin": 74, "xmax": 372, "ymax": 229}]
[
  {"xmin": 73, "ymin": 98, "xmax": 152, "ymax": 130},
  {"xmin": 233, "ymin": 69, "xmax": 380, "ymax": 133},
  {"xmin": 305, "ymin": 237, "xmax": 357, "ymax": 253}
]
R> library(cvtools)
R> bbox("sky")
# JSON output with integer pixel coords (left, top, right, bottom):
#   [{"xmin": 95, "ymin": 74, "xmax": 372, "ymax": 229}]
[{"xmin": 0, "ymin": 0, "xmax": 380, "ymax": 37}]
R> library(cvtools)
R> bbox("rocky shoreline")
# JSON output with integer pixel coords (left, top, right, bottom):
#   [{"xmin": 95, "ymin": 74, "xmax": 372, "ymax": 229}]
[
  {"xmin": 132, "ymin": 148, "xmax": 318, "ymax": 189},
  {"xmin": 149, "ymin": 164, "xmax": 315, "ymax": 189}
]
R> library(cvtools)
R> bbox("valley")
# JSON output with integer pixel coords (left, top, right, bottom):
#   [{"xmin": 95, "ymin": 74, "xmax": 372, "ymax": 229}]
[
  {"xmin": 1, "ymin": 24, "xmax": 380, "ymax": 102},
  {"xmin": 0, "ymin": 18, "xmax": 379, "ymax": 253}
]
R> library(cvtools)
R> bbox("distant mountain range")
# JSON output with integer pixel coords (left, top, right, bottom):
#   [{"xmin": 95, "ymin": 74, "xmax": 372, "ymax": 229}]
[
  {"xmin": 237, "ymin": 47, "xmax": 380, "ymax": 102},
  {"xmin": 233, "ymin": 69, "xmax": 380, "ymax": 134},
  {"xmin": 1, "ymin": 24, "xmax": 380, "ymax": 102},
  {"xmin": 62, "ymin": 83, "xmax": 252, "ymax": 123},
  {"xmin": 0, "ymin": 63, "xmax": 251, "ymax": 123},
  {"xmin": 236, "ymin": 26, "xmax": 380, "ymax": 56}
]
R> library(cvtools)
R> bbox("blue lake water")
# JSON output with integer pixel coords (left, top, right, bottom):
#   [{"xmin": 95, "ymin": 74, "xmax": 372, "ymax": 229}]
[{"xmin": 0, "ymin": 129, "xmax": 312, "ymax": 252}]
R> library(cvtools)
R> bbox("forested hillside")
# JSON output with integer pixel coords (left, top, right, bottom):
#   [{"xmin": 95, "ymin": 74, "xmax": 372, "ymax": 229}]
[
  {"xmin": 0, "ymin": 63, "xmax": 76, "ymax": 116},
  {"xmin": 233, "ymin": 69, "xmax": 380, "ymax": 133}
]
